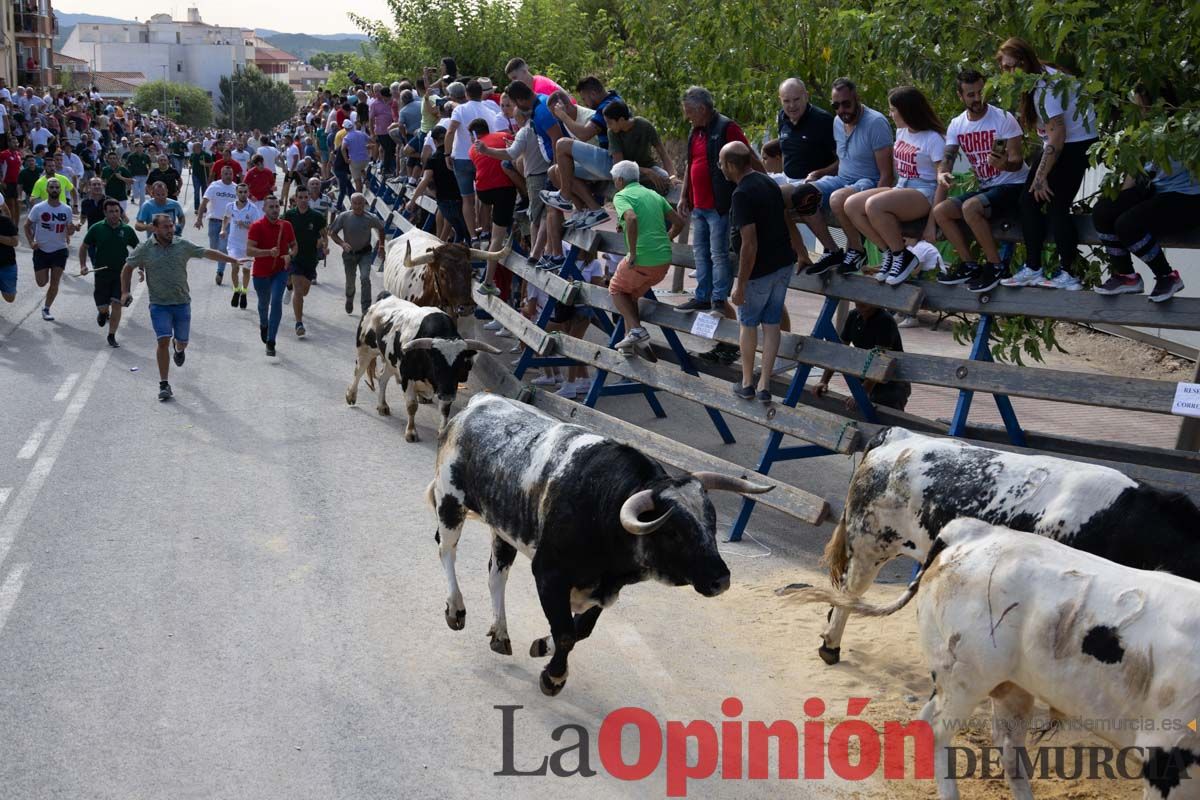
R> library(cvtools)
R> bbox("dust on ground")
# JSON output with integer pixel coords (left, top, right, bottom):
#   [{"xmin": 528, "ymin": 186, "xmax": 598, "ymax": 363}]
[{"xmin": 1055, "ymin": 323, "xmax": 1194, "ymax": 382}]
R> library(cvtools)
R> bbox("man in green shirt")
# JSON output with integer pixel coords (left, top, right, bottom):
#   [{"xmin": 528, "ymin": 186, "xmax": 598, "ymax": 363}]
[
  {"xmin": 608, "ymin": 160, "xmax": 684, "ymax": 356},
  {"xmin": 122, "ymin": 213, "xmax": 246, "ymax": 401},
  {"xmin": 188, "ymin": 142, "xmax": 213, "ymax": 212},
  {"xmin": 79, "ymin": 198, "xmax": 139, "ymax": 348},
  {"xmin": 282, "ymin": 186, "xmax": 327, "ymax": 338},
  {"xmin": 101, "ymin": 151, "xmax": 133, "ymax": 212},
  {"xmin": 168, "ymin": 137, "xmax": 187, "ymax": 173},
  {"xmin": 125, "ymin": 141, "xmax": 152, "ymax": 206},
  {"xmin": 31, "ymin": 158, "xmax": 78, "ymax": 213},
  {"xmin": 604, "ymin": 102, "xmax": 676, "ymax": 194}
]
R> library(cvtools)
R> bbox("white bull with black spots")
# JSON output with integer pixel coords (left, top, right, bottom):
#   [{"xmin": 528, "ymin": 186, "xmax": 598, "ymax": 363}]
[
  {"xmin": 816, "ymin": 427, "xmax": 1200, "ymax": 665},
  {"xmin": 793, "ymin": 518, "xmax": 1200, "ymax": 800}
]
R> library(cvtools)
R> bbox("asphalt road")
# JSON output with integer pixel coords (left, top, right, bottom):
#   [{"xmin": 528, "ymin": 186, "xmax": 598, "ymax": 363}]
[{"xmin": 0, "ymin": 215, "xmax": 902, "ymax": 799}]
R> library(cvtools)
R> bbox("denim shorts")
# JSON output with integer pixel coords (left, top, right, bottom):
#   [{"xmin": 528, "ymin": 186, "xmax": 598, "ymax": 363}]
[
  {"xmin": 811, "ymin": 174, "xmax": 877, "ymax": 211},
  {"xmin": 737, "ymin": 264, "xmax": 793, "ymax": 327},
  {"xmin": 953, "ymin": 183, "xmax": 1023, "ymax": 217},
  {"xmin": 571, "ymin": 140, "xmax": 614, "ymax": 181},
  {"xmin": 149, "ymin": 302, "xmax": 191, "ymax": 342},
  {"xmin": 0, "ymin": 264, "xmax": 16, "ymax": 295},
  {"xmin": 452, "ymin": 158, "xmax": 476, "ymax": 196},
  {"xmin": 895, "ymin": 177, "xmax": 937, "ymax": 204}
]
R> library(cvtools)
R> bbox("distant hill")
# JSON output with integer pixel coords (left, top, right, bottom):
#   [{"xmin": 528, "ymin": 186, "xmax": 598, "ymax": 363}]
[
  {"xmin": 257, "ymin": 30, "xmax": 368, "ymax": 42},
  {"xmin": 258, "ymin": 32, "xmax": 369, "ymax": 63},
  {"xmin": 54, "ymin": 11, "xmax": 136, "ymax": 50}
]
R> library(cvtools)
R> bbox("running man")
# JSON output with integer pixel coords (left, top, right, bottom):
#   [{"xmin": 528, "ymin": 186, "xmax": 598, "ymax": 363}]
[
  {"xmin": 121, "ymin": 213, "xmax": 246, "ymax": 401},
  {"xmin": 136, "ymin": 181, "xmax": 186, "ymax": 237},
  {"xmin": 79, "ymin": 198, "xmax": 139, "ymax": 347},
  {"xmin": 0, "ymin": 202, "xmax": 19, "ymax": 304},
  {"xmin": 282, "ymin": 186, "xmax": 327, "ymax": 338},
  {"xmin": 194, "ymin": 164, "xmax": 239, "ymax": 285},
  {"xmin": 220, "ymin": 183, "xmax": 262, "ymax": 310},
  {"xmin": 245, "ymin": 197, "xmax": 297, "ymax": 357},
  {"xmin": 327, "ymin": 192, "xmax": 385, "ymax": 314},
  {"xmin": 24, "ymin": 178, "xmax": 74, "ymax": 321}
]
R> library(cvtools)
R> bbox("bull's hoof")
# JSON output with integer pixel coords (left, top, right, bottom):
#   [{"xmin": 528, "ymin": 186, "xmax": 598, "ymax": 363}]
[
  {"xmin": 539, "ymin": 669, "xmax": 566, "ymax": 697},
  {"xmin": 405, "ymin": 430, "xmax": 418, "ymax": 443},
  {"xmin": 818, "ymin": 644, "xmax": 841, "ymax": 665},
  {"xmin": 444, "ymin": 604, "xmax": 466, "ymax": 631},
  {"xmin": 377, "ymin": 404, "xmax": 391, "ymax": 416},
  {"xmin": 489, "ymin": 636, "xmax": 513, "ymax": 656},
  {"xmin": 529, "ymin": 637, "xmax": 550, "ymax": 658},
  {"xmin": 345, "ymin": 391, "xmax": 357, "ymax": 406}
]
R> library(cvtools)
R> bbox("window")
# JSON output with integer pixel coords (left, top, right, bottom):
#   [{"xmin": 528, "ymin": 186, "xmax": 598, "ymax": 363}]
[
  {"xmin": 175, "ymin": 32, "xmax": 180, "ymax": 43},
  {"xmin": 176, "ymin": 63, "xmax": 182, "ymax": 72}
]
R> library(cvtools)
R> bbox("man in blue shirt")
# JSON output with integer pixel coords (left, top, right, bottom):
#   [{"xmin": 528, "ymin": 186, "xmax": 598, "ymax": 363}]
[
  {"xmin": 803, "ymin": 77, "xmax": 895, "ymax": 276},
  {"xmin": 545, "ymin": 76, "xmax": 621, "ymax": 229},
  {"xmin": 135, "ymin": 181, "xmax": 185, "ymax": 237}
]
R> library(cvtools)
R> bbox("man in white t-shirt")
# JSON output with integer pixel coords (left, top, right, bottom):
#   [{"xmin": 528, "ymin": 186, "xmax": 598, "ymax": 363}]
[
  {"xmin": 444, "ymin": 80, "xmax": 504, "ymax": 241},
  {"xmin": 230, "ymin": 139, "xmax": 252, "ymax": 174},
  {"xmin": 933, "ymin": 68, "xmax": 1030, "ymax": 293},
  {"xmin": 220, "ymin": 182, "xmax": 262, "ymax": 306},
  {"xmin": 281, "ymin": 137, "xmax": 301, "ymax": 206},
  {"xmin": 194, "ymin": 164, "xmax": 240, "ymax": 284},
  {"xmin": 256, "ymin": 136, "xmax": 280, "ymax": 174},
  {"xmin": 24, "ymin": 179, "xmax": 74, "ymax": 321},
  {"xmin": 28, "ymin": 118, "xmax": 52, "ymax": 151}
]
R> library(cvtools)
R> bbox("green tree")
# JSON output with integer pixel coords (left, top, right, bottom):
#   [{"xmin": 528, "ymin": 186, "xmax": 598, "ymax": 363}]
[
  {"xmin": 132, "ymin": 80, "xmax": 212, "ymax": 128},
  {"xmin": 309, "ymin": 51, "xmax": 355, "ymax": 71},
  {"xmin": 217, "ymin": 65, "xmax": 298, "ymax": 132}
]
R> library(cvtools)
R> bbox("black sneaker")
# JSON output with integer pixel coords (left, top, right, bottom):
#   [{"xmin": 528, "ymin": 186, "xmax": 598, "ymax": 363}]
[
  {"xmin": 677, "ymin": 297, "xmax": 712, "ymax": 312},
  {"xmin": 1093, "ymin": 273, "xmax": 1144, "ymax": 296},
  {"xmin": 885, "ymin": 249, "xmax": 919, "ymax": 285},
  {"xmin": 836, "ymin": 249, "xmax": 867, "ymax": 277},
  {"xmin": 345, "ymin": 296, "xmax": 354, "ymax": 314},
  {"xmin": 158, "ymin": 381, "xmax": 173, "ymax": 401},
  {"xmin": 938, "ymin": 262, "xmax": 977, "ymax": 285},
  {"xmin": 1149, "ymin": 271, "xmax": 1185, "ymax": 303},
  {"xmin": 260, "ymin": 325, "xmax": 268, "ymax": 344},
  {"xmin": 215, "ymin": 271, "xmax": 223, "ymax": 286},
  {"xmin": 967, "ymin": 263, "xmax": 1001, "ymax": 294},
  {"xmin": 239, "ymin": 291, "xmax": 247, "ymax": 310},
  {"xmin": 97, "ymin": 309, "xmax": 109, "ymax": 327},
  {"xmin": 107, "ymin": 333, "xmax": 120, "ymax": 348},
  {"xmin": 230, "ymin": 291, "xmax": 239, "ymax": 308},
  {"xmin": 806, "ymin": 249, "xmax": 844, "ymax": 276},
  {"xmin": 266, "ymin": 342, "xmax": 277, "ymax": 357},
  {"xmin": 756, "ymin": 389, "xmax": 772, "ymax": 405},
  {"xmin": 173, "ymin": 343, "xmax": 185, "ymax": 367},
  {"xmin": 732, "ymin": 383, "xmax": 754, "ymax": 400}
]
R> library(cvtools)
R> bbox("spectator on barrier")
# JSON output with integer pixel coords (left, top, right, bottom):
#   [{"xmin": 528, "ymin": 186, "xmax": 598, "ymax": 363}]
[
  {"xmin": 996, "ymin": 37, "xmax": 1097, "ymax": 292},
  {"xmin": 603, "ymin": 101, "xmax": 675, "ymax": 194},
  {"xmin": 445, "ymin": 80, "xmax": 504, "ymax": 245},
  {"xmin": 841, "ymin": 86, "xmax": 946, "ymax": 286},
  {"xmin": 409, "ymin": 126, "xmax": 471, "ymax": 245},
  {"xmin": 932, "ymin": 68, "xmax": 1029, "ymax": 293},
  {"xmin": 542, "ymin": 75, "xmax": 622, "ymax": 228},
  {"xmin": 678, "ymin": 85, "xmax": 763, "ymax": 327},
  {"xmin": 763, "ymin": 80, "xmax": 837, "ymax": 247},
  {"xmin": 609, "ymin": 159, "xmax": 685, "ymax": 357},
  {"xmin": 813, "ymin": 302, "xmax": 912, "ymax": 411},
  {"xmin": 506, "ymin": 80, "xmax": 568, "ymax": 271},
  {"xmin": 721, "ymin": 141, "xmax": 808, "ymax": 404},
  {"xmin": 504, "ymin": 58, "xmax": 564, "ymax": 98},
  {"xmin": 1092, "ymin": 83, "xmax": 1196, "ymax": 303},
  {"xmin": 804, "ymin": 77, "xmax": 895, "ymax": 277},
  {"xmin": 468, "ymin": 116, "xmax": 516, "ymax": 295}
]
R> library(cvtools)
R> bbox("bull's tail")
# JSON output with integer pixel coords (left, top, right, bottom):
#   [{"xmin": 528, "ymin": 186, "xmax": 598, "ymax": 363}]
[
  {"xmin": 821, "ymin": 511, "xmax": 850, "ymax": 588},
  {"xmin": 784, "ymin": 537, "xmax": 947, "ymax": 618},
  {"xmin": 364, "ymin": 355, "xmax": 379, "ymax": 391}
]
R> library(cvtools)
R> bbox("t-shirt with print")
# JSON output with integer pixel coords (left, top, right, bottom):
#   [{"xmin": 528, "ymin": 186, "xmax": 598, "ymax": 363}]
[
  {"xmin": 203, "ymin": 180, "xmax": 239, "ymax": 221},
  {"xmin": 608, "ymin": 117, "xmax": 661, "ymax": 169},
  {"xmin": 284, "ymin": 207, "xmax": 327, "ymax": 268},
  {"xmin": 945, "ymin": 105, "xmax": 1028, "ymax": 189},
  {"xmin": 892, "ymin": 127, "xmax": 944, "ymax": 185},
  {"xmin": 126, "ymin": 152, "xmax": 151, "ymax": 176},
  {"xmin": 27, "ymin": 201, "xmax": 73, "ymax": 253},
  {"xmin": 449, "ymin": 101, "xmax": 503, "ymax": 160},
  {"xmin": 471, "ymin": 132, "xmax": 515, "ymax": 191},
  {"xmin": 834, "ymin": 105, "xmax": 893, "ymax": 184},
  {"xmin": 1033, "ymin": 66, "xmax": 1096, "ymax": 144},
  {"xmin": 613, "ymin": 181, "xmax": 674, "ymax": 267},
  {"xmin": 225, "ymin": 201, "xmax": 263, "ymax": 256},
  {"xmin": 687, "ymin": 119, "xmax": 749, "ymax": 211},
  {"xmin": 83, "ymin": 221, "xmax": 139, "ymax": 267},
  {"xmin": 729, "ymin": 171, "xmax": 795, "ymax": 280}
]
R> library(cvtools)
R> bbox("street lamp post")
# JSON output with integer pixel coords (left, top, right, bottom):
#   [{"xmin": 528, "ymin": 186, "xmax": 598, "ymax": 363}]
[{"xmin": 161, "ymin": 64, "xmax": 168, "ymax": 117}]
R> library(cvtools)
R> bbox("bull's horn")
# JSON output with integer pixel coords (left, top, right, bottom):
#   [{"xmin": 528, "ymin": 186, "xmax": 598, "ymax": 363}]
[
  {"xmin": 619, "ymin": 489, "xmax": 673, "ymax": 535},
  {"xmin": 468, "ymin": 237, "xmax": 513, "ymax": 263},
  {"xmin": 402, "ymin": 337, "xmax": 436, "ymax": 352},
  {"xmin": 692, "ymin": 472, "xmax": 775, "ymax": 495},
  {"xmin": 404, "ymin": 241, "xmax": 412, "ymax": 268},
  {"xmin": 405, "ymin": 241, "xmax": 437, "ymax": 268},
  {"xmin": 462, "ymin": 338, "xmax": 502, "ymax": 354}
]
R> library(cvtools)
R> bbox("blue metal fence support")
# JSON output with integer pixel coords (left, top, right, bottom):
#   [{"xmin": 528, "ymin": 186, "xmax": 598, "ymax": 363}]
[{"xmin": 946, "ymin": 313, "xmax": 1027, "ymax": 446}]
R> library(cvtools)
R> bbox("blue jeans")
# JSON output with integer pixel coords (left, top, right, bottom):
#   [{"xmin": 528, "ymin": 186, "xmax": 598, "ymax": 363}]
[
  {"xmin": 207, "ymin": 218, "xmax": 228, "ymax": 271},
  {"xmin": 253, "ymin": 271, "xmax": 288, "ymax": 343},
  {"xmin": 690, "ymin": 208, "xmax": 731, "ymax": 303},
  {"xmin": 334, "ymin": 167, "xmax": 353, "ymax": 210},
  {"xmin": 191, "ymin": 170, "xmax": 207, "ymax": 211}
]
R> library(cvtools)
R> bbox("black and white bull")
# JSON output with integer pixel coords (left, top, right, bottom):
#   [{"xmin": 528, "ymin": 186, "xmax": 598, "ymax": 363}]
[
  {"xmin": 346, "ymin": 296, "xmax": 499, "ymax": 441},
  {"xmin": 794, "ymin": 518, "xmax": 1200, "ymax": 800},
  {"xmin": 816, "ymin": 427, "xmax": 1200, "ymax": 665},
  {"xmin": 427, "ymin": 393, "xmax": 774, "ymax": 696}
]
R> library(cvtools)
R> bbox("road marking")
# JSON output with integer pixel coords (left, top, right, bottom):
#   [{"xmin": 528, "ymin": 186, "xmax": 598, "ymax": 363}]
[
  {"xmin": 0, "ymin": 488, "xmax": 9, "ymax": 512},
  {"xmin": 0, "ymin": 563, "xmax": 28, "ymax": 637},
  {"xmin": 16, "ymin": 419, "xmax": 52, "ymax": 460},
  {"xmin": 53, "ymin": 372, "xmax": 80, "ymax": 401}
]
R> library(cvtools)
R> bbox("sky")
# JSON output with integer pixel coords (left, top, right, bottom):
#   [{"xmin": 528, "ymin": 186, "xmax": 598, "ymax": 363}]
[{"xmin": 55, "ymin": 0, "xmax": 392, "ymax": 35}]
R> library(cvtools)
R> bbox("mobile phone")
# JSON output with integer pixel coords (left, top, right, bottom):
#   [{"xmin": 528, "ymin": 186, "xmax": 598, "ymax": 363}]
[{"xmin": 991, "ymin": 138, "xmax": 1007, "ymax": 158}]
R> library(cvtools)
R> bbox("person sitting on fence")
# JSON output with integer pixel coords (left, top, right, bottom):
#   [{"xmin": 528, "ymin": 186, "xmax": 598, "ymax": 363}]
[
  {"xmin": 721, "ymin": 141, "xmax": 808, "ymax": 404},
  {"xmin": 542, "ymin": 76, "xmax": 623, "ymax": 230},
  {"xmin": 409, "ymin": 126, "xmax": 472, "ymax": 245},
  {"xmin": 804, "ymin": 78, "xmax": 895, "ymax": 277},
  {"xmin": 841, "ymin": 86, "xmax": 946, "ymax": 286},
  {"xmin": 603, "ymin": 101, "xmax": 675, "ymax": 195},
  {"xmin": 813, "ymin": 302, "xmax": 912, "ymax": 411},
  {"xmin": 1091, "ymin": 84, "xmax": 1195, "ymax": 303},
  {"xmin": 932, "ymin": 68, "xmax": 1029, "ymax": 293},
  {"xmin": 609, "ymin": 159, "xmax": 685, "ymax": 357}
]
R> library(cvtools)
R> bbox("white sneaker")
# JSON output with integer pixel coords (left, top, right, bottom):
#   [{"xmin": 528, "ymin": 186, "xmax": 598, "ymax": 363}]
[
  {"xmin": 573, "ymin": 379, "xmax": 593, "ymax": 396},
  {"xmin": 483, "ymin": 320, "xmax": 502, "ymax": 331},
  {"xmin": 531, "ymin": 374, "xmax": 560, "ymax": 386},
  {"xmin": 687, "ymin": 270, "xmax": 697, "ymax": 279},
  {"xmin": 1000, "ymin": 265, "xmax": 1044, "ymax": 287},
  {"xmin": 495, "ymin": 328, "xmax": 513, "ymax": 338},
  {"xmin": 895, "ymin": 313, "xmax": 919, "ymax": 328},
  {"xmin": 555, "ymin": 381, "xmax": 580, "ymax": 399},
  {"xmin": 1037, "ymin": 270, "xmax": 1083, "ymax": 291}
]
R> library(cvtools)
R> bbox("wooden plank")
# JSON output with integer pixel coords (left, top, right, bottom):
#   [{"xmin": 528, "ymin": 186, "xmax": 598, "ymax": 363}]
[
  {"xmin": 471, "ymin": 353, "xmax": 830, "ymax": 525},
  {"xmin": 502, "ymin": 255, "xmax": 581, "ymax": 305},
  {"xmin": 564, "ymin": 228, "xmax": 697, "ymax": 269},
  {"xmin": 474, "ymin": 289, "xmax": 553, "ymax": 355},
  {"xmin": 790, "ymin": 271, "xmax": 925, "ymax": 315}
]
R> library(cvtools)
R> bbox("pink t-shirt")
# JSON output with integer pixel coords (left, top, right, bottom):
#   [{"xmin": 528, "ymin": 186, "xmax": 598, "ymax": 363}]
[{"xmin": 531, "ymin": 75, "xmax": 564, "ymax": 97}]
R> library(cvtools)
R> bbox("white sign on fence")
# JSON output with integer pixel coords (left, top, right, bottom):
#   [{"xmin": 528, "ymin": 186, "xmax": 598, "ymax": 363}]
[
  {"xmin": 1172, "ymin": 382, "xmax": 1200, "ymax": 418},
  {"xmin": 690, "ymin": 312, "xmax": 720, "ymax": 339}
]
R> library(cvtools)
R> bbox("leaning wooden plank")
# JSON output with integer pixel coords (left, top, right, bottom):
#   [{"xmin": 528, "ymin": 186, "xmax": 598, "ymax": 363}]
[
  {"xmin": 470, "ymin": 353, "xmax": 830, "ymax": 525},
  {"xmin": 790, "ymin": 271, "xmax": 925, "ymax": 315},
  {"xmin": 564, "ymin": 228, "xmax": 698, "ymax": 269},
  {"xmin": 474, "ymin": 290, "xmax": 553, "ymax": 355},
  {"xmin": 502, "ymin": 253, "xmax": 581, "ymax": 305}
]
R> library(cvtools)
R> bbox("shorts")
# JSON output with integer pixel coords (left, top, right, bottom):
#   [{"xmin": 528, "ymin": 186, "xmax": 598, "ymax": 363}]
[
  {"xmin": 571, "ymin": 140, "xmax": 613, "ymax": 181},
  {"xmin": 350, "ymin": 160, "xmax": 367, "ymax": 183},
  {"xmin": 452, "ymin": 158, "xmax": 476, "ymax": 197},
  {"xmin": 0, "ymin": 264, "xmax": 16, "ymax": 295},
  {"xmin": 32, "ymin": 248, "xmax": 68, "ymax": 271},
  {"xmin": 477, "ymin": 186, "xmax": 517, "ymax": 228},
  {"xmin": 894, "ymin": 177, "xmax": 937, "ymax": 204},
  {"xmin": 93, "ymin": 267, "xmax": 122, "ymax": 306},
  {"xmin": 609, "ymin": 261, "xmax": 668, "ymax": 298},
  {"xmin": 289, "ymin": 260, "xmax": 318, "ymax": 281},
  {"xmin": 526, "ymin": 173, "xmax": 548, "ymax": 226},
  {"xmin": 736, "ymin": 264, "xmax": 793, "ymax": 327},
  {"xmin": 953, "ymin": 183, "xmax": 1023, "ymax": 217},
  {"xmin": 149, "ymin": 302, "xmax": 191, "ymax": 342},
  {"xmin": 811, "ymin": 175, "xmax": 877, "ymax": 212}
]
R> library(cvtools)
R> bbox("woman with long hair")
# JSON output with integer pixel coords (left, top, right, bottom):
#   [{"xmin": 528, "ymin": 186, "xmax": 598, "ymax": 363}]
[
  {"xmin": 995, "ymin": 36, "xmax": 1098, "ymax": 291},
  {"xmin": 841, "ymin": 85, "xmax": 946, "ymax": 284}
]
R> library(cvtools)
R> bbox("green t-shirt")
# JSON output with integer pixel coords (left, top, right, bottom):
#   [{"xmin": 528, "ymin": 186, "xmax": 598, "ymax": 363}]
[
  {"xmin": 284, "ymin": 208, "xmax": 327, "ymax": 268},
  {"xmin": 102, "ymin": 166, "xmax": 131, "ymax": 200},
  {"xmin": 126, "ymin": 152, "xmax": 151, "ymax": 176},
  {"xmin": 613, "ymin": 182, "xmax": 674, "ymax": 267},
  {"xmin": 169, "ymin": 141, "xmax": 186, "ymax": 157},
  {"xmin": 125, "ymin": 237, "xmax": 207, "ymax": 306},
  {"xmin": 82, "ymin": 221, "xmax": 140, "ymax": 268},
  {"xmin": 608, "ymin": 117, "xmax": 662, "ymax": 169},
  {"xmin": 188, "ymin": 151, "xmax": 212, "ymax": 174}
]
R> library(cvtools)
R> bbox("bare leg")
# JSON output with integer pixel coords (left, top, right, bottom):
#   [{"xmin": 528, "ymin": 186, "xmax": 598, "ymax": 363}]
[
  {"xmin": 801, "ymin": 211, "xmax": 840, "ymax": 253},
  {"xmin": 155, "ymin": 337, "xmax": 171, "ymax": 381},
  {"xmin": 962, "ymin": 197, "xmax": 1002, "ymax": 264},
  {"xmin": 44, "ymin": 267, "xmax": 63, "ymax": 309},
  {"xmin": 830, "ymin": 188, "xmax": 864, "ymax": 250},
  {"xmin": 933, "ymin": 199, "xmax": 973, "ymax": 263},
  {"xmin": 865, "ymin": 189, "xmax": 931, "ymax": 251},
  {"xmin": 611, "ymin": 291, "xmax": 640, "ymax": 332},
  {"xmin": 738, "ymin": 324, "xmax": 757, "ymax": 388},
  {"xmin": 758, "ymin": 323, "xmax": 781, "ymax": 392},
  {"xmin": 291, "ymin": 275, "xmax": 311, "ymax": 325}
]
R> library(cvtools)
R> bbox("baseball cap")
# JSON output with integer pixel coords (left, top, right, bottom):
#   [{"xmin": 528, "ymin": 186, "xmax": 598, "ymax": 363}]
[{"xmin": 342, "ymin": 120, "xmax": 353, "ymax": 129}]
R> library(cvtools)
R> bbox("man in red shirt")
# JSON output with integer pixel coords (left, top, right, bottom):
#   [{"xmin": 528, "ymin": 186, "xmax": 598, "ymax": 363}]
[
  {"xmin": 243, "ymin": 154, "xmax": 275, "ymax": 212},
  {"xmin": 468, "ymin": 118, "xmax": 515, "ymax": 292},
  {"xmin": 0, "ymin": 138, "xmax": 21, "ymax": 220},
  {"xmin": 210, "ymin": 146, "xmax": 244, "ymax": 183},
  {"xmin": 245, "ymin": 195, "xmax": 297, "ymax": 357}
]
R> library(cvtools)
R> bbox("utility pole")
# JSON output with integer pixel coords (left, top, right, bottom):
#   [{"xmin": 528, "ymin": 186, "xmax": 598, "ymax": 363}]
[{"xmin": 161, "ymin": 64, "xmax": 168, "ymax": 117}]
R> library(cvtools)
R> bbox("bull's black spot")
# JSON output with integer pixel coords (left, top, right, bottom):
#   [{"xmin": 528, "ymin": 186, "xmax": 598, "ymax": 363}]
[
  {"xmin": 1064, "ymin": 485, "xmax": 1200, "ymax": 581},
  {"xmin": 903, "ymin": 540, "xmax": 916, "ymax": 550},
  {"xmin": 438, "ymin": 495, "xmax": 466, "ymax": 530},
  {"xmin": 917, "ymin": 449, "xmax": 1004, "ymax": 535},
  {"xmin": 1081, "ymin": 625, "xmax": 1124, "ymax": 664},
  {"xmin": 434, "ymin": 530, "xmax": 441, "ymax": 544},
  {"xmin": 1144, "ymin": 747, "xmax": 1199, "ymax": 796},
  {"xmin": 879, "ymin": 528, "xmax": 900, "ymax": 544},
  {"xmin": 847, "ymin": 463, "xmax": 890, "ymax": 517}
]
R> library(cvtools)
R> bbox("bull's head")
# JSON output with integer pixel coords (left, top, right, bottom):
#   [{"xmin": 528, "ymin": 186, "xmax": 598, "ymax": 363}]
[
  {"xmin": 402, "ymin": 335, "xmax": 502, "ymax": 412},
  {"xmin": 405, "ymin": 239, "xmax": 513, "ymax": 316},
  {"xmin": 619, "ymin": 472, "xmax": 773, "ymax": 596}
]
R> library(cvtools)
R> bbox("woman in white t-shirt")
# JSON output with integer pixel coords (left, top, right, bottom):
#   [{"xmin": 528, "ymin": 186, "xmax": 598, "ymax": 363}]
[{"xmin": 842, "ymin": 86, "xmax": 946, "ymax": 283}]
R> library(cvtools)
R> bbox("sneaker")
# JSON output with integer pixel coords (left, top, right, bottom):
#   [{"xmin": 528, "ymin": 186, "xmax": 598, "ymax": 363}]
[
  {"xmin": 215, "ymin": 271, "xmax": 223, "ymax": 286},
  {"xmin": 756, "ymin": 389, "xmax": 772, "ymax": 405},
  {"xmin": 346, "ymin": 296, "xmax": 355, "ymax": 314},
  {"xmin": 615, "ymin": 327, "xmax": 651, "ymax": 354},
  {"xmin": 555, "ymin": 381, "xmax": 580, "ymax": 399},
  {"xmin": 97, "ymin": 309, "xmax": 109, "ymax": 327},
  {"xmin": 573, "ymin": 379, "xmax": 593, "ymax": 397},
  {"xmin": 837, "ymin": 249, "xmax": 867, "ymax": 277},
  {"xmin": 562, "ymin": 211, "xmax": 587, "ymax": 229},
  {"xmin": 495, "ymin": 328, "xmax": 513, "ymax": 338},
  {"xmin": 732, "ymin": 383, "xmax": 755, "ymax": 400},
  {"xmin": 539, "ymin": 189, "xmax": 574, "ymax": 212},
  {"xmin": 239, "ymin": 291, "xmax": 248, "ymax": 310},
  {"xmin": 266, "ymin": 342, "xmax": 276, "ymax": 357},
  {"xmin": 1037, "ymin": 270, "xmax": 1083, "ymax": 291},
  {"xmin": 535, "ymin": 256, "xmax": 564, "ymax": 271},
  {"xmin": 574, "ymin": 209, "xmax": 610, "ymax": 230},
  {"xmin": 526, "ymin": 253, "xmax": 541, "ymax": 266},
  {"xmin": 296, "ymin": 322, "xmax": 306, "ymax": 338},
  {"xmin": 805, "ymin": 249, "xmax": 844, "ymax": 276},
  {"xmin": 107, "ymin": 333, "xmax": 120, "ymax": 348},
  {"xmin": 531, "ymin": 374, "xmax": 560, "ymax": 386},
  {"xmin": 1093, "ymin": 273, "xmax": 1144, "ymax": 296},
  {"xmin": 477, "ymin": 281, "xmax": 502, "ymax": 296},
  {"xmin": 938, "ymin": 262, "xmax": 977, "ymax": 285},
  {"xmin": 483, "ymin": 320, "xmax": 503, "ymax": 332},
  {"xmin": 41, "ymin": 307, "xmax": 54, "ymax": 321},
  {"xmin": 1149, "ymin": 271, "xmax": 1185, "ymax": 303},
  {"xmin": 230, "ymin": 290, "xmax": 240, "ymax": 308},
  {"xmin": 173, "ymin": 342, "xmax": 185, "ymax": 367},
  {"xmin": 677, "ymin": 297, "xmax": 712, "ymax": 312},
  {"xmin": 1000, "ymin": 265, "xmax": 1044, "ymax": 287},
  {"xmin": 874, "ymin": 250, "xmax": 894, "ymax": 282},
  {"xmin": 260, "ymin": 325, "xmax": 268, "ymax": 344},
  {"xmin": 284, "ymin": 286, "xmax": 293, "ymax": 302},
  {"xmin": 885, "ymin": 249, "xmax": 920, "ymax": 285},
  {"xmin": 158, "ymin": 382, "xmax": 173, "ymax": 401},
  {"xmin": 895, "ymin": 313, "xmax": 919, "ymax": 329},
  {"xmin": 967, "ymin": 263, "xmax": 1002, "ymax": 293}
]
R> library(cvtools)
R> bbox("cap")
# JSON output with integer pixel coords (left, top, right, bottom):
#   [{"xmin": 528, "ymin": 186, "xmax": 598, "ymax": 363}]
[{"xmin": 342, "ymin": 120, "xmax": 353, "ymax": 129}]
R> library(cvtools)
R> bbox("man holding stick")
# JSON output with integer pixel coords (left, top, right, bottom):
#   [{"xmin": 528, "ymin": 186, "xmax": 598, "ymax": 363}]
[{"xmin": 80, "ymin": 198, "xmax": 139, "ymax": 348}]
